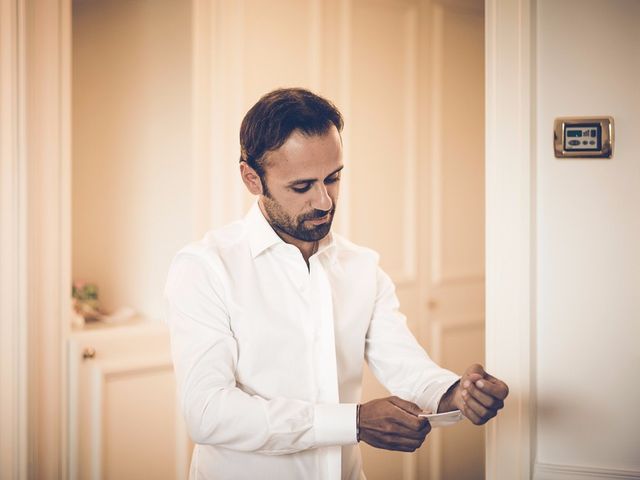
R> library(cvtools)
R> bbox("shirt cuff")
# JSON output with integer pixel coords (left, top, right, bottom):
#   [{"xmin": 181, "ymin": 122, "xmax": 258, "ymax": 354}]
[
  {"xmin": 416, "ymin": 376, "xmax": 460, "ymax": 414},
  {"xmin": 313, "ymin": 403, "xmax": 358, "ymax": 447}
]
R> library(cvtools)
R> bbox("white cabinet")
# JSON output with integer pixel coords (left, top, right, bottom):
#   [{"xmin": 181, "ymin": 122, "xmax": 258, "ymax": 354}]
[{"xmin": 68, "ymin": 321, "xmax": 191, "ymax": 480}]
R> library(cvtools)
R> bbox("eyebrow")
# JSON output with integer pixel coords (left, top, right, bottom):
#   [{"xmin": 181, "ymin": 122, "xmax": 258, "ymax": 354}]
[{"xmin": 286, "ymin": 165, "xmax": 344, "ymax": 187}]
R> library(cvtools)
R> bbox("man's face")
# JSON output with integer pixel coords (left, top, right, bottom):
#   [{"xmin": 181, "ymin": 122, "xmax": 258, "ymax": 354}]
[{"xmin": 260, "ymin": 126, "xmax": 343, "ymax": 243}]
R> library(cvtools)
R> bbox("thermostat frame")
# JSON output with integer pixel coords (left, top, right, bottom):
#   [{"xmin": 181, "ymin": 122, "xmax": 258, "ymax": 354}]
[{"xmin": 553, "ymin": 116, "xmax": 614, "ymax": 159}]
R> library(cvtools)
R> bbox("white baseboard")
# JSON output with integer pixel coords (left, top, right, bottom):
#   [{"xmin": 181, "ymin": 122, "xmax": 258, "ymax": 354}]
[{"xmin": 534, "ymin": 462, "xmax": 640, "ymax": 480}]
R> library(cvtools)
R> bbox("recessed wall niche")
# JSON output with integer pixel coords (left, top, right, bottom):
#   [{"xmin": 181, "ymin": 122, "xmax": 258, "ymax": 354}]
[{"xmin": 72, "ymin": 0, "xmax": 193, "ymax": 322}]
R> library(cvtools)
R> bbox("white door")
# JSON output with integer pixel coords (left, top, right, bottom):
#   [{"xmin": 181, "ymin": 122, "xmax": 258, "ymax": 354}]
[
  {"xmin": 346, "ymin": 1, "xmax": 485, "ymax": 479},
  {"xmin": 193, "ymin": 1, "xmax": 485, "ymax": 478},
  {"xmin": 416, "ymin": 3, "xmax": 486, "ymax": 479}
]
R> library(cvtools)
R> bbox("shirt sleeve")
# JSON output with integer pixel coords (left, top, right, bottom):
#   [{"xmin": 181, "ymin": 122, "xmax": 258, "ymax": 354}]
[
  {"xmin": 164, "ymin": 251, "xmax": 357, "ymax": 455},
  {"xmin": 364, "ymin": 266, "xmax": 460, "ymax": 414}
]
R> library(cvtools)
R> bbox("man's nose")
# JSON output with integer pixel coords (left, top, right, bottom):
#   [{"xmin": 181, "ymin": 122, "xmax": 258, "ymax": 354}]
[{"xmin": 312, "ymin": 183, "xmax": 333, "ymax": 212}]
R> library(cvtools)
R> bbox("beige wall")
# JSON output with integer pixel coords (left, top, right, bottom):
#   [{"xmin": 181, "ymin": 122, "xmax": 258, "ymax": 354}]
[
  {"xmin": 535, "ymin": 0, "xmax": 640, "ymax": 475},
  {"xmin": 72, "ymin": 0, "xmax": 192, "ymax": 321}
]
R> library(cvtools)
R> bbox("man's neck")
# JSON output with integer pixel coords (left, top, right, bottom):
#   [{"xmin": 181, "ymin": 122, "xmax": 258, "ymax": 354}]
[
  {"xmin": 274, "ymin": 226, "xmax": 317, "ymax": 265},
  {"xmin": 258, "ymin": 200, "xmax": 318, "ymax": 266}
]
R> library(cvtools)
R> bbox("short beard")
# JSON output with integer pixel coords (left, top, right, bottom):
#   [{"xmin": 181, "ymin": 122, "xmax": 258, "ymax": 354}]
[{"xmin": 260, "ymin": 179, "xmax": 335, "ymax": 242}]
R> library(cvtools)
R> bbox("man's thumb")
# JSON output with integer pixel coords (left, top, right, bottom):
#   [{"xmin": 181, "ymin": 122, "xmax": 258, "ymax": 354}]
[{"xmin": 465, "ymin": 363, "xmax": 486, "ymax": 377}]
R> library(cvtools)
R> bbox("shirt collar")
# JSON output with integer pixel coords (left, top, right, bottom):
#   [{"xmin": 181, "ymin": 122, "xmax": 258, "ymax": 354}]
[
  {"xmin": 246, "ymin": 201, "xmax": 282, "ymax": 258},
  {"xmin": 245, "ymin": 200, "xmax": 337, "ymax": 261}
]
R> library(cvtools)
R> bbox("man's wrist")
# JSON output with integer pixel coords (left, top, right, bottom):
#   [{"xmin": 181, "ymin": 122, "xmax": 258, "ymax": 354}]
[{"xmin": 437, "ymin": 380, "xmax": 460, "ymax": 413}]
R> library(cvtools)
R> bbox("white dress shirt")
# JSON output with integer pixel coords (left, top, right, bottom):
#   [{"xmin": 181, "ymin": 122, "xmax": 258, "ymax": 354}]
[{"xmin": 164, "ymin": 202, "xmax": 459, "ymax": 480}]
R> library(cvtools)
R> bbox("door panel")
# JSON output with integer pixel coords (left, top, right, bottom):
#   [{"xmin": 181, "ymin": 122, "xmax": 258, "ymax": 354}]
[
  {"xmin": 193, "ymin": 1, "xmax": 484, "ymax": 478},
  {"xmin": 418, "ymin": 2, "xmax": 485, "ymax": 479},
  {"xmin": 350, "ymin": 0, "xmax": 418, "ymax": 283},
  {"xmin": 101, "ymin": 362, "xmax": 176, "ymax": 480},
  {"xmin": 68, "ymin": 323, "xmax": 190, "ymax": 480}
]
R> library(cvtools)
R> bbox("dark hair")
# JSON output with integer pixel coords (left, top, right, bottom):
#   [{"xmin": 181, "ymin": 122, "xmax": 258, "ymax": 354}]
[{"xmin": 239, "ymin": 88, "xmax": 344, "ymax": 178}]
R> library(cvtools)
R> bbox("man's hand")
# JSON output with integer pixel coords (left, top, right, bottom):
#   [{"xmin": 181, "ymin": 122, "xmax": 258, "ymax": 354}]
[
  {"xmin": 358, "ymin": 396, "xmax": 431, "ymax": 452},
  {"xmin": 438, "ymin": 364, "xmax": 509, "ymax": 425}
]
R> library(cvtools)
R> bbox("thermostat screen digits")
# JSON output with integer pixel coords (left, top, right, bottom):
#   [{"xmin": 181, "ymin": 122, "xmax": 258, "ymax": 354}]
[{"xmin": 564, "ymin": 123, "xmax": 600, "ymax": 151}]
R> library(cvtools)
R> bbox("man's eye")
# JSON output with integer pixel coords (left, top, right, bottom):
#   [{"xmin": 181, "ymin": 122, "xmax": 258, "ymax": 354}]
[
  {"xmin": 325, "ymin": 175, "xmax": 340, "ymax": 184},
  {"xmin": 292, "ymin": 184, "xmax": 312, "ymax": 193}
]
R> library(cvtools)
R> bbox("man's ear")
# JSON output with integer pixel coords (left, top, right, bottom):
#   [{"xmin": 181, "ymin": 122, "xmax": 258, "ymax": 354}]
[{"xmin": 240, "ymin": 162, "xmax": 264, "ymax": 195}]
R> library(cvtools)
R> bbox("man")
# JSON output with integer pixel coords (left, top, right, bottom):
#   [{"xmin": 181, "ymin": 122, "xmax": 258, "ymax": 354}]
[{"xmin": 165, "ymin": 88, "xmax": 508, "ymax": 480}]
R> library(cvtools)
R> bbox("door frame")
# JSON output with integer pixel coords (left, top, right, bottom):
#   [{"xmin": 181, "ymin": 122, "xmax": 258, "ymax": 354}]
[
  {"xmin": 484, "ymin": 0, "xmax": 536, "ymax": 479},
  {"xmin": 1, "ymin": 0, "xmax": 537, "ymax": 478},
  {"xmin": 1, "ymin": 1, "xmax": 28, "ymax": 478},
  {"xmin": 0, "ymin": 0, "xmax": 72, "ymax": 478}
]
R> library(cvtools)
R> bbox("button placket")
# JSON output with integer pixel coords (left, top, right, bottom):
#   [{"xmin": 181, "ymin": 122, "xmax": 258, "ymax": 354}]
[{"xmin": 309, "ymin": 259, "xmax": 339, "ymax": 405}]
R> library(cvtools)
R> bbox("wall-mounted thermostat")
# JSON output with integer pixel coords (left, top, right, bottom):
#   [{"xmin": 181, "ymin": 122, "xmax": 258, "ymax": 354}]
[{"xmin": 553, "ymin": 116, "xmax": 614, "ymax": 159}]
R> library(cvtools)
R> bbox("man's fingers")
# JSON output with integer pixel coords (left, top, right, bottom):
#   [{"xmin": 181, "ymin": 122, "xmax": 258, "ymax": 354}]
[
  {"xmin": 388, "ymin": 397, "xmax": 428, "ymax": 430},
  {"xmin": 389, "ymin": 409, "xmax": 428, "ymax": 432},
  {"xmin": 388, "ymin": 396, "xmax": 422, "ymax": 416},
  {"xmin": 397, "ymin": 420, "xmax": 431, "ymax": 440},
  {"xmin": 475, "ymin": 377, "xmax": 509, "ymax": 401},
  {"xmin": 360, "ymin": 396, "xmax": 428, "ymax": 433},
  {"xmin": 463, "ymin": 394, "xmax": 490, "ymax": 420},
  {"xmin": 457, "ymin": 365, "xmax": 509, "ymax": 425},
  {"xmin": 464, "ymin": 363, "xmax": 486, "ymax": 377},
  {"xmin": 460, "ymin": 399, "xmax": 481, "ymax": 424},
  {"xmin": 467, "ymin": 372, "xmax": 484, "ymax": 382},
  {"xmin": 359, "ymin": 396, "xmax": 433, "ymax": 452},
  {"xmin": 465, "ymin": 382, "xmax": 503, "ymax": 409},
  {"xmin": 369, "ymin": 420, "xmax": 430, "ymax": 440},
  {"xmin": 364, "ymin": 429, "xmax": 428, "ymax": 452},
  {"xmin": 462, "ymin": 364, "xmax": 509, "ymax": 401}
]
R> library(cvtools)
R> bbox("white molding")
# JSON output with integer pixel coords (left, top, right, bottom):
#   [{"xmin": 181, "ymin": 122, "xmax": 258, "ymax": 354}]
[
  {"xmin": 308, "ymin": 0, "xmax": 322, "ymax": 92},
  {"xmin": 400, "ymin": 2, "xmax": 419, "ymax": 285},
  {"xmin": 354, "ymin": 0, "xmax": 419, "ymax": 287},
  {"xmin": 22, "ymin": 0, "xmax": 72, "ymax": 478},
  {"xmin": 484, "ymin": 0, "xmax": 535, "ymax": 479},
  {"xmin": 1, "ymin": 1, "xmax": 72, "ymax": 477},
  {"xmin": 428, "ymin": 315, "xmax": 484, "ymax": 480},
  {"xmin": 90, "ymin": 366, "xmax": 103, "ymax": 480},
  {"xmin": 0, "ymin": 0, "xmax": 28, "ymax": 478},
  {"xmin": 192, "ymin": 0, "xmax": 247, "ymax": 234},
  {"xmin": 429, "ymin": 1, "xmax": 445, "ymax": 287},
  {"xmin": 97, "ymin": 355, "xmax": 173, "ymax": 376},
  {"xmin": 191, "ymin": 0, "xmax": 215, "ymax": 237},
  {"xmin": 402, "ymin": 452, "xmax": 418, "ymax": 480},
  {"xmin": 68, "ymin": 343, "xmax": 79, "ymax": 480},
  {"xmin": 60, "ymin": 2, "xmax": 73, "ymax": 478},
  {"xmin": 534, "ymin": 463, "xmax": 640, "ymax": 480},
  {"xmin": 14, "ymin": 0, "xmax": 71, "ymax": 478},
  {"xmin": 428, "ymin": 2, "xmax": 486, "ymax": 288},
  {"xmin": 336, "ymin": 0, "xmax": 353, "ymax": 239}
]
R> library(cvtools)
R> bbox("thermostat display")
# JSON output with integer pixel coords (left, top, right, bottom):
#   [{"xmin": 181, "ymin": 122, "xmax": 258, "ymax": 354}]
[
  {"xmin": 564, "ymin": 124, "xmax": 600, "ymax": 151},
  {"xmin": 554, "ymin": 117, "xmax": 614, "ymax": 159}
]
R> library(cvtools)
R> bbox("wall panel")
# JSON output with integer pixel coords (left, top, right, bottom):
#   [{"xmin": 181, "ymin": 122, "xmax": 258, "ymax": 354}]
[{"xmin": 350, "ymin": 0, "xmax": 418, "ymax": 283}]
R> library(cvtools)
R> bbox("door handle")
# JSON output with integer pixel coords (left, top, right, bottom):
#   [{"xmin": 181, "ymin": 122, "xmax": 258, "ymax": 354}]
[{"xmin": 82, "ymin": 347, "xmax": 96, "ymax": 360}]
